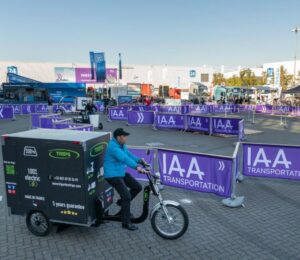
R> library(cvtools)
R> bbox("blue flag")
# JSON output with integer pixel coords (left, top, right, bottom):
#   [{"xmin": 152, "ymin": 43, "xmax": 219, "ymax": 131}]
[{"xmin": 119, "ymin": 53, "xmax": 122, "ymax": 80}]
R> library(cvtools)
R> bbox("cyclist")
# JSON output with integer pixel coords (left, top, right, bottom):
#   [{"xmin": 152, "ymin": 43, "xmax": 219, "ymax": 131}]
[{"xmin": 104, "ymin": 128, "xmax": 144, "ymax": 231}]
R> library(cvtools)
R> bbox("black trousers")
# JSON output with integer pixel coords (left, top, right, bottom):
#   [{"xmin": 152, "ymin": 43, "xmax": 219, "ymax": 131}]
[{"xmin": 106, "ymin": 173, "xmax": 142, "ymax": 224}]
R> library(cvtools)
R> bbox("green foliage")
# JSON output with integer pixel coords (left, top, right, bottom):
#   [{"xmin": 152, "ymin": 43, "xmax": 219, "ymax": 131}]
[
  {"xmin": 213, "ymin": 73, "xmax": 226, "ymax": 85},
  {"xmin": 280, "ymin": 65, "xmax": 293, "ymax": 91},
  {"xmin": 213, "ymin": 68, "xmax": 290, "ymax": 87}
]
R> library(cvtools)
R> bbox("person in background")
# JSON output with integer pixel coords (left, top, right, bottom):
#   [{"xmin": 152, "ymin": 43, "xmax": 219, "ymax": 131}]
[
  {"xmin": 85, "ymin": 100, "xmax": 97, "ymax": 114},
  {"xmin": 104, "ymin": 128, "xmax": 144, "ymax": 231},
  {"xmin": 145, "ymin": 96, "xmax": 151, "ymax": 106}
]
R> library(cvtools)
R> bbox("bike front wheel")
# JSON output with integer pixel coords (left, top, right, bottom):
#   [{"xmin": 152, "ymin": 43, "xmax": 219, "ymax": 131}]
[{"xmin": 151, "ymin": 204, "xmax": 189, "ymax": 240}]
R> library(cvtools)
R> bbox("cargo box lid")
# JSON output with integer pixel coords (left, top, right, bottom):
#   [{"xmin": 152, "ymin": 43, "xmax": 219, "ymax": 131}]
[{"xmin": 4, "ymin": 129, "xmax": 111, "ymax": 142}]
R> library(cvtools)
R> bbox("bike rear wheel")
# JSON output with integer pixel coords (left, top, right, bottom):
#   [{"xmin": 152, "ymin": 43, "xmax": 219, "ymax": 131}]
[{"xmin": 151, "ymin": 204, "xmax": 188, "ymax": 240}]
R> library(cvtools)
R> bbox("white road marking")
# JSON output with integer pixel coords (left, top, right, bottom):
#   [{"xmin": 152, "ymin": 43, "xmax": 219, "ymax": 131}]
[{"xmin": 0, "ymin": 196, "xmax": 3, "ymax": 202}]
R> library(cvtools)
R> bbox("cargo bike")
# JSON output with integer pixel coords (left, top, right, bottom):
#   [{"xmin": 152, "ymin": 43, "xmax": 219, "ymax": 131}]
[{"xmin": 2, "ymin": 129, "xmax": 188, "ymax": 240}]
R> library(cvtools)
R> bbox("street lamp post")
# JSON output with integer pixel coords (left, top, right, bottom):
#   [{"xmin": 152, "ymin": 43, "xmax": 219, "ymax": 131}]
[{"xmin": 292, "ymin": 27, "xmax": 300, "ymax": 86}]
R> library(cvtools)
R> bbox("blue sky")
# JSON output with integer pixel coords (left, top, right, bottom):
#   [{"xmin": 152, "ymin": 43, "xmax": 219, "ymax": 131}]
[{"xmin": 1, "ymin": 0, "xmax": 300, "ymax": 67}]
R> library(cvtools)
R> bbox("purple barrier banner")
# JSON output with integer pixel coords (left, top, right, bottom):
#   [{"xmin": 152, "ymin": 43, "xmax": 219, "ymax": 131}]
[
  {"xmin": 108, "ymin": 107, "xmax": 128, "ymax": 120},
  {"xmin": 127, "ymin": 111, "xmax": 154, "ymax": 125},
  {"xmin": 155, "ymin": 113, "xmax": 185, "ymax": 130},
  {"xmin": 40, "ymin": 114, "xmax": 61, "ymax": 129},
  {"xmin": 0, "ymin": 106, "xmax": 14, "ymax": 119},
  {"xmin": 53, "ymin": 119, "xmax": 74, "ymax": 129},
  {"xmin": 70, "ymin": 124, "xmax": 94, "ymax": 131},
  {"xmin": 186, "ymin": 115, "xmax": 210, "ymax": 132},
  {"xmin": 243, "ymin": 143, "xmax": 300, "ymax": 181},
  {"xmin": 35, "ymin": 104, "xmax": 49, "ymax": 113},
  {"xmin": 21, "ymin": 104, "xmax": 36, "ymax": 114},
  {"xmin": 31, "ymin": 113, "xmax": 43, "ymax": 128},
  {"xmin": 291, "ymin": 106, "xmax": 300, "ymax": 116},
  {"xmin": 255, "ymin": 105, "xmax": 272, "ymax": 114},
  {"xmin": 189, "ymin": 105, "xmax": 210, "ymax": 114},
  {"xmin": 11, "ymin": 104, "xmax": 21, "ymax": 114},
  {"xmin": 158, "ymin": 149, "xmax": 232, "ymax": 197},
  {"xmin": 52, "ymin": 103, "xmax": 73, "ymax": 113},
  {"xmin": 211, "ymin": 104, "xmax": 236, "ymax": 114},
  {"xmin": 212, "ymin": 117, "xmax": 241, "ymax": 135},
  {"xmin": 159, "ymin": 106, "xmax": 182, "ymax": 114},
  {"xmin": 126, "ymin": 147, "xmax": 155, "ymax": 181},
  {"xmin": 238, "ymin": 105, "xmax": 255, "ymax": 112},
  {"xmin": 272, "ymin": 105, "xmax": 292, "ymax": 115},
  {"xmin": 131, "ymin": 105, "xmax": 153, "ymax": 111},
  {"xmin": 94, "ymin": 101, "xmax": 104, "ymax": 112},
  {"xmin": 181, "ymin": 105, "xmax": 190, "ymax": 114}
]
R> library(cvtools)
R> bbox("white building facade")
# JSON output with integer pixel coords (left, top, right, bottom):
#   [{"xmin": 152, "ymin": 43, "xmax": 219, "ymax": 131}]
[{"xmin": 0, "ymin": 61, "xmax": 214, "ymax": 89}]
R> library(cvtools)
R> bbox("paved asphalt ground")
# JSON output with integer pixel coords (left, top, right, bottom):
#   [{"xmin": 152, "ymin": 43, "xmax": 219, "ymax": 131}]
[{"xmin": 0, "ymin": 113, "xmax": 299, "ymax": 260}]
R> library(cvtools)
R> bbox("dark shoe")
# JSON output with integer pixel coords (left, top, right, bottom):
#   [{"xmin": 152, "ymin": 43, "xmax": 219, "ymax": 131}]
[
  {"xmin": 122, "ymin": 223, "xmax": 138, "ymax": 231},
  {"xmin": 116, "ymin": 199, "xmax": 122, "ymax": 207}
]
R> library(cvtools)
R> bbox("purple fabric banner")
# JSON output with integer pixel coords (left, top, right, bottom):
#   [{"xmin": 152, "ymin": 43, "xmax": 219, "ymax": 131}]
[
  {"xmin": 238, "ymin": 105, "xmax": 255, "ymax": 112},
  {"xmin": 126, "ymin": 148, "xmax": 154, "ymax": 181},
  {"xmin": 291, "ymin": 106, "xmax": 300, "ymax": 116},
  {"xmin": 181, "ymin": 105, "xmax": 190, "ymax": 114},
  {"xmin": 35, "ymin": 104, "xmax": 49, "ymax": 113},
  {"xmin": 127, "ymin": 111, "xmax": 154, "ymax": 125},
  {"xmin": 212, "ymin": 117, "xmax": 241, "ymax": 135},
  {"xmin": 189, "ymin": 105, "xmax": 210, "ymax": 114},
  {"xmin": 158, "ymin": 149, "xmax": 232, "ymax": 197},
  {"xmin": 159, "ymin": 106, "xmax": 182, "ymax": 114},
  {"xmin": 243, "ymin": 144, "xmax": 300, "ymax": 181},
  {"xmin": 155, "ymin": 113, "xmax": 185, "ymax": 130},
  {"xmin": 211, "ymin": 104, "xmax": 235, "ymax": 114},
  {"xmin": 255, "ymin": 105, "xmax": 273, "ymax": 114},
  {"xmin": 94, "ymin": 101, "xmax": 104, "ymax": 112},
  {"xmin": 186, "ymin": 115, "xmax": 210, "ymax": 132},
  {"xmin": 108, "ymin": 107, "xmax": 128, "ymax": 120},
  {"xmin": 40, "ymin": 114, "xmax": 61, "ymax": 129},
  {"xmin": 31, "ymin": 113, "xmax": 42, "ymax": 128},
  {"xmin": 0, "ymin": 106, "xmax": 14, "ymax": 119},
  {"xmin": 53, "ymin": 119, "xmax": 74, "ymax": 129},
  {"xmin": 272, "ymin": 105, "xmax": 292, "ymax": 115},
  {"xmin": 11, "ymin": 104, "xmax": 21, "ymax": 114},
  {"xmin": 21, "ymin": 104, "xmax": 36, "ymax": 114},
  {"xmin": 131, "ymin": 105, "xmax": 153, "ymax": 111}
]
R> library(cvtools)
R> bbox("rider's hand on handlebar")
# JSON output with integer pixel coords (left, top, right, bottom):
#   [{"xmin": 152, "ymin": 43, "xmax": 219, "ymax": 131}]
[{"xmin": 137, "ymin": 166, "xmax": 145, "ymax": 174}]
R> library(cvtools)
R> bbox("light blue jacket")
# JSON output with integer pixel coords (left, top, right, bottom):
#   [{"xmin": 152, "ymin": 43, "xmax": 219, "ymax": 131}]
[{"xmin": 104, "ymin": 138, "xmax": 140, "ymax": 178}]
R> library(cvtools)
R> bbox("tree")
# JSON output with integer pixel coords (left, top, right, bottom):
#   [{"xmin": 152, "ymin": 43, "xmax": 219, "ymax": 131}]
[
  {"xmin": 280, "ymin": 66, "xmax": 293, "ymax": 91},
  {"xmin": 213, "ymin": 73, "xmax": 226, "ymax": 86},
  {"xmin": 239, "ymin": 69, "xmax": 258, "ymax": 86},
  {"xmin": 226, "ymin": 76, "xmax": 242, "ymax": 86}
]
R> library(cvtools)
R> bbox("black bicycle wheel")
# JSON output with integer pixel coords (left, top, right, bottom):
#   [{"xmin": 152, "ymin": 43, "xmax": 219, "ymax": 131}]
[
  {"xmin": 26, "ymin": 211, "xmax": 52, "ymax": 237},
  {"xmin": 151, "ymin": 204, "xmax": 189, "ymax": 240}
]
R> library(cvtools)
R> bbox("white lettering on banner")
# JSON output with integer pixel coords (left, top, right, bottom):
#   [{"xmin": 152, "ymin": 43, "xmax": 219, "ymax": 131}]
[
  {"xmin": 158, "ymin": 115, "xmax": 175, "ymax": 125},
  {"xmin": 189, "ymin": 117, "xmax": 201, "ymax": 127},
  {"xmin": 215, "ymin": 119, "xmax": 233, "ymax": 130},
  {"xmin": 167, "ymin": 107, "xmax": 179, "ymax": 112},
  {"xmin": 163, "ymin": 176, "xmax": 225, "ymax": 193},
  {"xmin": 247, "ymin": 167, "xmax": 300, "ymax": 177},
  {"xmin": 112, "ymin": 110, "xmax": 124, "ymax": 117},
  {"xmin": 162, "ymin": 153, "xmax": 205, "ymax": 180},
  {"xmin": 137, "ymin": 112, "xmax": 144, "ymax": 123},
  {"xmin": 0, "ymin": 108, "xmax": 3, "ymax": 118},
  {"xmin": 27, "ymin": 106, "xmax": 31, "ymax": 113},
  {"xmin": 247, "ymin": 148, "xmax": 292, "ymax": 169}
]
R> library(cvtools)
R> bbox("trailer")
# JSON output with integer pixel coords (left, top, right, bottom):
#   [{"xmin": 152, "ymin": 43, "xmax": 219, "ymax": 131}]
[{"xmin": 2, "ymin": 129, "xmax": 112, "ymax": 236}]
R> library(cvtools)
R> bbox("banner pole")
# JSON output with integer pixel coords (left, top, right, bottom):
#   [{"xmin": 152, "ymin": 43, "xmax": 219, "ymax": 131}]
[{"xmin": 222, "ymin": 142, "xmax": 245, "ymax": 208}]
